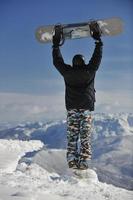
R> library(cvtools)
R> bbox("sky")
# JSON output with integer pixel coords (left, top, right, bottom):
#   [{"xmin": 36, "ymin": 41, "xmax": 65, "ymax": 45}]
[{"xmin": 0, "ymin": 0, "xmax": 133, "ymax": 123}]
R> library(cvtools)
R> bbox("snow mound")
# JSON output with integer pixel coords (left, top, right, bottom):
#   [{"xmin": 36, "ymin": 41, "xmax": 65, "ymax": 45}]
[
  {"xmin": 2, "ymin": 155, "xmax": 132, "ymax": 200},
  {"xmin": 0, "ymin": 139, "xmax": 43, "ymax": 173},
  {"xmin": 72, "ymin": 168, "xmax": 98, "ymax": 184},
  {"xmin": 0, "ymin": 140, "xmax": 133, "ymax": 200}
]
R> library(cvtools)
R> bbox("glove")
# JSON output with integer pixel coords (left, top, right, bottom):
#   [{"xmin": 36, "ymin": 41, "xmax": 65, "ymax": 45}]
[
  {"xmin": 90, "ymin": 21, "xmax": 102, "ymax": 41},
  {"xmin": 53, "ymin": 35, "xmax": 61, "ymax": 48},
  {"xmin": 52, "ymin": 25, "xmax": 62, "ymax": 48}
]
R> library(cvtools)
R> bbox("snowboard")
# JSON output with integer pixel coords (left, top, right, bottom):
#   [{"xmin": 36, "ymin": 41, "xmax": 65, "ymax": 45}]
[{"xmin": 35, "ymin": 17, "xmax": 123, "ymax": 44}]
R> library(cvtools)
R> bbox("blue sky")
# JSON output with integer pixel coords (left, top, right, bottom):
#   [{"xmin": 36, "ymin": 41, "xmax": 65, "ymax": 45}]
[{"xmin": 0, "ymin": 0, "xmax": 132, "ymax": 122}]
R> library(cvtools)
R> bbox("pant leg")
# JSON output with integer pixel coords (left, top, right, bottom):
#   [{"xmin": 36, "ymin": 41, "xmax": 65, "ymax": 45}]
[
  {"xmin": 66, "ymin": 109, "xmax": 80, "ymax": 163},
  {"xmin": 79, "ymin": 110, "xmax": 92, "ymax": 160}
]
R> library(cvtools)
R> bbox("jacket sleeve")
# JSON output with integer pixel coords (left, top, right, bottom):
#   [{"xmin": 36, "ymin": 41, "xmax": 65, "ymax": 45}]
[
  {"xmin": 86, "ymin": 41, "xmax": 103, "ymax": 71},
  {"xmin": 52, "ymin": 46, "xmax": 69, "ymax": 75}
]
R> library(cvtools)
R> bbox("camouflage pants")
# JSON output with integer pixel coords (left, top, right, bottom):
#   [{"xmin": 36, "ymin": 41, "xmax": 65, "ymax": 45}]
[{"xmin": 66, "ymin": 109, "xmax": 92, "ymax": 163}]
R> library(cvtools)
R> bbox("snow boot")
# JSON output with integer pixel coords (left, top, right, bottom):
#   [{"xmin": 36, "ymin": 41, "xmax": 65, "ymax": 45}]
[
  {"xmin": 78, "ymin": 159, "xmax": 89, "ymax": 170},
  {"xmin": 68, "ymin": 159, "xmax": 79, "ymax": 169}
]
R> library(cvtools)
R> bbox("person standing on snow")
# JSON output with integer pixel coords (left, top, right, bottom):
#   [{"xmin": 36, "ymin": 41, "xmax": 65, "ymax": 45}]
[{"xmin": 52, "ymin": 22, "xmax": 103, "ymax": 170}]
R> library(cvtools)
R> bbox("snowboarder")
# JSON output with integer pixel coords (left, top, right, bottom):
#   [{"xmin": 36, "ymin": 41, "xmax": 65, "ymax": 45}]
[{"xmin": 52, "ymin": 22, "xmax": 103, "ymax": 170}]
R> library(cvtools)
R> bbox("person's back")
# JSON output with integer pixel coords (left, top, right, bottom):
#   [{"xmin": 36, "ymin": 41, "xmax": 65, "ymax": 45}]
[
  {"xmin": 64, "ymin": 68, "xmax": 96, "ymax": 110},
  {"xmin": 52, "ymin": 22, "xmax": 103, "ymax": 170}
]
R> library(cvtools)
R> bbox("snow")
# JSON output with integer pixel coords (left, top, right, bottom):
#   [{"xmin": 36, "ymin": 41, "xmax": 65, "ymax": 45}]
[
  {"xmin": 0, "ymin": 139, "xmax": 133, "ymax": 200},
  {"xmin": 0, "ymin": 139, "xmax": 43, "ymax": 173},
  {"xmin": 41, "ymin": 32, "xmax": 52, "ymax": 41},
  {"xmin": 98, "ymin": 21, "xmax": 110, "ymax": 34},
  {"xmin": 0, "ymin": 114, "xmax": 133, "ymax": 199}
]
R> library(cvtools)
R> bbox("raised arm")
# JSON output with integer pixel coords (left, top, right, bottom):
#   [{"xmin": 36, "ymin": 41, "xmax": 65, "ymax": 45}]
[
  {"xmin": 52, "ymin": 25, "xmax": 69, "ymax": 75},
  {"xmin": 52, "ymin": 46, "xmax": 67, "ymax": 74},
  {"xmin": 87, "ymin": 40, "xmax": 103, "ymax": 71},
  {"xmin": 87, "ymin": 21, "xmax": 103, "ymax": 71}
]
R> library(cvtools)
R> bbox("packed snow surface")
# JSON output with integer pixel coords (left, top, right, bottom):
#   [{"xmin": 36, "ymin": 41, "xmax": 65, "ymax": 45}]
[
  {"xmin": 0, "ymin": 113, "xmax": 133, "ymax": 199},
  {"xmin": 0, "ymin": 139, "xmax": 132, "ymax": 200}
]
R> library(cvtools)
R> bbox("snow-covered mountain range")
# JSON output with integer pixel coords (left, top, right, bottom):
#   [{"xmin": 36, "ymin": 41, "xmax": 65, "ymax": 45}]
[{"xmin": 0, "ymin": 113, "xmax": 133, "ymax": 200}]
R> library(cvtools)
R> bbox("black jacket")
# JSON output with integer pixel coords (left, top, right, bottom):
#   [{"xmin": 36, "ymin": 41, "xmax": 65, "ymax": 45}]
[{"xmin": 52, "ymin": 42, "xmax": 103, "ymax": 111}]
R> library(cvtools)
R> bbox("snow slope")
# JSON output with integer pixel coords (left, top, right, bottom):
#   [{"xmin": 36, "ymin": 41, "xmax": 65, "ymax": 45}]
[
  {"xmin": 0, "ymin": 140, "xmax": 133, "ymax": 200},
  {"xmin": 0, "ymin": 139, "xmax": 43, "ymax": 173},
  {"xmin": 0, "ymin": 113, "xmax": 133, "ymax": 200},
  {"xmin": 0, "ymin": 113, "xmax": 132, "ymax": 190}
]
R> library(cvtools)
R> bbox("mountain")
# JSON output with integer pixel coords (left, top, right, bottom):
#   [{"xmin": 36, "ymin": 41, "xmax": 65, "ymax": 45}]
[{"xmin": 0, "ymin": 113, "xmax": 133, "ymax": 191}]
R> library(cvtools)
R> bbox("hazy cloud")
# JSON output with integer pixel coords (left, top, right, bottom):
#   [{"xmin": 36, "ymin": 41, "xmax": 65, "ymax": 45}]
[
  {"xmin": 0, "ymin": 90, "xmax": 132, "ymax": 123},
  {"xmin": 96, "ymin": 90, "xmax": 133, "ymax": 112},
  {"xmin": 0, "ymin": 92, "xmax": 65, "ymax": 123}
]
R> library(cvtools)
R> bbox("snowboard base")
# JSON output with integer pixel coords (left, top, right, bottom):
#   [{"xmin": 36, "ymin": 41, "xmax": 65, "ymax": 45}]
[{"xmin": 35, "ymin": 17, "xmax": 123, "ymax": 44}]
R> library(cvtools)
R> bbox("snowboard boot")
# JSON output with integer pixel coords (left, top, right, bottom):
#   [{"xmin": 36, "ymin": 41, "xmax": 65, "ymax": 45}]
[
  {"xmin": 79, "ymin": 160, "xmax": 89, "ymax": 170},
  {"xmin": 68, "ymin": 159, "xmax": 79, "ymax": 169},
  {"xmin": 78, "ymin": 155, "xmax": 90, "ymax": 170},
  {"xmin": 78, "ymin": 159, "xmax": 89, "ymax": 170}
]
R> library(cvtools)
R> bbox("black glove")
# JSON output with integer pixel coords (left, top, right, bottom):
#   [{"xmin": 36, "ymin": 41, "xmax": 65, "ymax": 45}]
[
  {"xmin": 52, "ymin": 25, "xmax": 62, "ymax": 48},
  {"xmin": 90, "ymin": 21, "xmax": 102, "ymax": 41}
]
